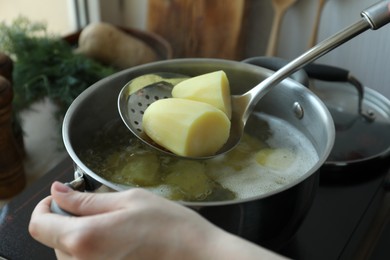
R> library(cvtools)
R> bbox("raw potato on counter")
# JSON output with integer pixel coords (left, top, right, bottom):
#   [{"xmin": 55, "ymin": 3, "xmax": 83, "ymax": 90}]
[
  {"xmin": 75, "ymin": 22, "xmax": 158, "ymax": 69},
  {"xmin": 143, "ymin": 71, "xmax": 232, "ymax": 157}
]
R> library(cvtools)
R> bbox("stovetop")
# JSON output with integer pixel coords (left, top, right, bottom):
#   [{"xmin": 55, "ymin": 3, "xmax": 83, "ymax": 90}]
[
  {"xmin": 0, "ymin": 156, "xmax": 389, "ymax": 260},
  {"xmin": 280, "ymin": 166, "xmax": 390, "ymax": 260}
]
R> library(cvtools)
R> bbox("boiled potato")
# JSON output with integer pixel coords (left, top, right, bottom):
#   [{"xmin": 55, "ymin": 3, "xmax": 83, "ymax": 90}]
[
  {"xmin": 106, "ymin": 152, "xmax": 161, "ymax": 186},
  {"xmin": 125, "ymin": 74, "xmax": 189, "ymax": 95},
  {"xmin": 165, "ymin": 160, "xmax": 213, "ymax": 200},
  {"xmin": 125, "ymin": 74, "xmax": 164, "ymax": 95},
  {"xmin": 172, "ymin": 70, "xmax": 232, "ymax": 119},
  {"xmin": 255, "ymin": 148, "xmax": 296, "ymax": 170},
  {"xmin": 143, "ymin": 98, "xmax": 231, "ymax": 157},
  {"xmin": 224, "ymin": 134, "xmax": 266, "ymax": 170}
]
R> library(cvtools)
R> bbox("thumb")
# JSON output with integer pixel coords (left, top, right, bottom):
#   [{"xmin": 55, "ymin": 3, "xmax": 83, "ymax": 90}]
[{"xmin": 51, "ymin": 181, "xmax": 124, "ymax": 216}]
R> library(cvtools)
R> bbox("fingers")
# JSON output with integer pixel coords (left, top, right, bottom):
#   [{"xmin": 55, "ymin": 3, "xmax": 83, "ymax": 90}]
[
  {"xmin": 29, "ymin": 182, "xmax": 122, "ymax": 250},
  {"xmin": 29, "ymin": 183, "xmax": 155, "ymax": 258},
  {"xmin": 29, "ymin": 196, "xmax": 74, "ymax": 254},
  {"xmin": 29, "ymin": 182, "xmax": 130, "ymax": 255},
  {"xmin": 50, "ymin": 182, "xmax": 125, "ymax": 216},
  {"xmin": 30, "ymin": 197, "xmax": 98, "ymax": 257},
  {"xmin": 55, "ymin": 249, "xmax": 73, "ymax": 260}
]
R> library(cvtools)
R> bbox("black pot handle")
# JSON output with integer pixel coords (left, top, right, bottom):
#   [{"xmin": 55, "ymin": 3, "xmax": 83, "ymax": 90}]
[
  {"xmin": 303, "ymin": 63, "xmax": 350, "ymax": 82},
  {"xmin": 241, "ymin": 56, "xmax": 310, "ymax": 88},
  {"xmin": 303, "ymin": 63, "xmax": 375, "ymax": 121}
]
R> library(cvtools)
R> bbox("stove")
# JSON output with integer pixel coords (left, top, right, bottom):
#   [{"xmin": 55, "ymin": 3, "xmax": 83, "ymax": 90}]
[
  {"xmin": 0, "ymin": 156, "xmax": 389, "ymax": 260},
  {"xmin": 280, "ymin": 167, "xmax": 390, "ymax": 260}
]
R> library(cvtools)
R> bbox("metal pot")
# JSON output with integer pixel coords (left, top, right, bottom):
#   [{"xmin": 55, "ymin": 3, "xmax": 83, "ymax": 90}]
[{"xmin": 62, "ymin": 58, "xmax": 335, "ymax": 249}]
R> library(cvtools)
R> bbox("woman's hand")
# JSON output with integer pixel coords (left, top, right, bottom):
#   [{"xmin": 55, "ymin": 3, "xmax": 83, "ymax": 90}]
[{"xmin": 29, "ymin": 182, "xmax": 286, "ymax": 260}]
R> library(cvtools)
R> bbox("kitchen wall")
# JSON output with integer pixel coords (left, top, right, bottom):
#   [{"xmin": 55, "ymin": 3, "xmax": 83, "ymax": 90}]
[{"xmin": 0, "ymin": 0, "xmax": 75, "ymax": 34}]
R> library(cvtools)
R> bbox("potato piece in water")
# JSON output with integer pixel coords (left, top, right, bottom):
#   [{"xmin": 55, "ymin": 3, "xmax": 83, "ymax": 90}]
[
  {"xmin": 143, "ymin": 98, "xmax": 230, "ymax": 157},
  {"xmin": 107, "ymin": 152, "xmax": 161, "ymax": 186},
  {"xmin": 165, "ymin": 160, "xmax": 213, "ymax": 201},
  {"xmin": 223, "ymin": 134, "xmax": 266, "ymax": 170},
  {"xmin": 255, "ymin": 148, "xmax": 296, "ymax": 170},
  {"xmin": 172, "ymin": 70, "xmax": 232, "ymax": 119}
]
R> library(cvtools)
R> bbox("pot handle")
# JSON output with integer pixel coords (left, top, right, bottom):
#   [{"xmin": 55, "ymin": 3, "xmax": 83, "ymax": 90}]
[
  {"xmin": 303, "ymin": 63, "xmax": 350, "ymax": 81},
  {"xmin": 241, "ymin": 56, "xmax": 310, "ymax": 87},
  {"xmin": 303, "ymin": 63, "xmax": 375, "ymax": 121},
  {"xmin": 50, "ymin": 175, "xmax": 86, "ymax": 216}
]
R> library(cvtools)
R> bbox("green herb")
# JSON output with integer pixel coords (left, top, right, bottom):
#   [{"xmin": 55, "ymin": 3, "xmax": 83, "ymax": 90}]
[{"xmin": 0, "ymin": 17, "xmax": 117, "ymax": 118}]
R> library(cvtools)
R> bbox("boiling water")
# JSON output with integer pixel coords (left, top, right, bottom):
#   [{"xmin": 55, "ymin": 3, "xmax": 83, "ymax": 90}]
[
  {"xmin": 80, "ymin": 112, "xmax": 319, "ymax": 201},
  {"xmin": 203, "ymin": 113, "xmax": 319, "ymax": 199}
]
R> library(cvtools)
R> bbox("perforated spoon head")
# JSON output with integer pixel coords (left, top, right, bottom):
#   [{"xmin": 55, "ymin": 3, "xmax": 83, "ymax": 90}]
[{"xmin": 118, "ymin": 76, "xmax": 242, "ymax": 160}]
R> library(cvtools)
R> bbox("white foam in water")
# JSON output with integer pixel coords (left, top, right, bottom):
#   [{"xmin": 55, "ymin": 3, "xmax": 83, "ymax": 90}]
[
  {"xmin": 205, "ymin": 113, "xmax": 319, "ymax": 199},
  {"xmin": 148, "ymin": 185, "xmax": 173, "ymax": 198}
]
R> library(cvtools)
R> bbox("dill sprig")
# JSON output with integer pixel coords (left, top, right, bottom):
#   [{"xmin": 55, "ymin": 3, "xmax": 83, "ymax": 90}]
[{"xmin": 0, "ymin": 17, "xmax": 117, "ymax": 118}]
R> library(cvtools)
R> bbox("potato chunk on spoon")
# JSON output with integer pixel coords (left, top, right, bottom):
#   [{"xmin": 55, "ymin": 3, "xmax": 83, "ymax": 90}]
[
  {"xmin": 143, "ymin": 98, "xmax": 231, "ymax": 157},
  {"xmin": 118, "ymin": 1, "xmax": 390, "ymax": 160}
]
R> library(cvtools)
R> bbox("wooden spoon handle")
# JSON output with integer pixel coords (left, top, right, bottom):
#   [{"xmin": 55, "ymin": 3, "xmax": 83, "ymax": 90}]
[
  {"xmin": 266, "ymin": 7, "xmax": 286, "ymax": 56},
  {"xmin": 266, "ymin": 1, "xmax": 296, "ymax": 56},
  {"xmin": 308, "ymin": 0, "xmax": 327, "ymax": 48}
]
